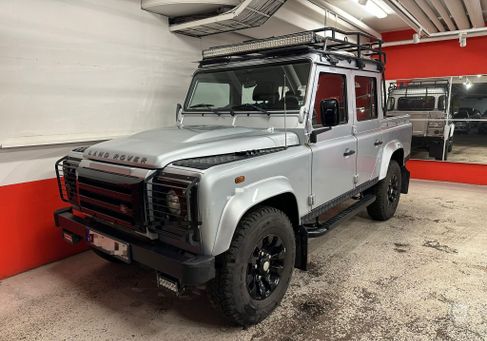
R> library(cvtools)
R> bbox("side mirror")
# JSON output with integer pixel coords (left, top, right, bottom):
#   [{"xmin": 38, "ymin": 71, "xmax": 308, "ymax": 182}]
[
  {"xmin": 176, "ymin": 103, "xmax": 182, "ymax": 121},
  {"xmin": 320, "ymin": 99, "xmax": 340, "ymax": 127}
]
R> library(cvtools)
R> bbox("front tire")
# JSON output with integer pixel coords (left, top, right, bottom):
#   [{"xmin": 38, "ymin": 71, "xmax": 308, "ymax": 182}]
[
  {"xmin": 208, "ymin": 206, "xmax": 296, "ymax": 326},
  {"xmin": 367, "ymin": 160, "xmax": 402, "ymax": 221}
]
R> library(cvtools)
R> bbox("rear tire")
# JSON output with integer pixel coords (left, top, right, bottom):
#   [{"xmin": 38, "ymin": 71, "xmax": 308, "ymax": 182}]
[
  {"xmin": 207, "ymin": 206, "xmax": 295, "ymax": 326},
  {"xmin": 367, "ymin": 160, "xmax": 402, "ymax": 221},
  {"xmin": 447, "ymin": 139, "xmax": 453, "ymax": 153}
]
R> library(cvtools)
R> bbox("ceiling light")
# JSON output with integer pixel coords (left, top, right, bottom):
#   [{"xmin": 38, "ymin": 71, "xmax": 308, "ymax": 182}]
[
  {"xmin": 476, "ymin": 74, "xmax": 482, "ymax": 78},
  {"xmin": 464, "ymin": 78, "xmax": 473, "ymax": 90},
  {"xmin": 354, "ymin": 0, "xmax": 388, "ymax": 18}
]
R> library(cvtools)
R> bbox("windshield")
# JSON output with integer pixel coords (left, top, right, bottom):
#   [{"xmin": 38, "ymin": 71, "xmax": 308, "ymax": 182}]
[{"xmin": 184, "ymin": 61, "xmax": 311, "ymax": 113}]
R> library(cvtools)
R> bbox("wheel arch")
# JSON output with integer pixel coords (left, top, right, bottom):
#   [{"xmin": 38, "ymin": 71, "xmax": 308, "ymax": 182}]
[
  {"xmin": 211, "ymin": 177, "xmax": 301, "ymax": 256},
  {"xmin": 379, "ymin": 140, "xmax": 405, "ymax": 180}
]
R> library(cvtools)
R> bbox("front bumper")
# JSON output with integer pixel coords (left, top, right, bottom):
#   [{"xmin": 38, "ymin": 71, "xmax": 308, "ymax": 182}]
[{"xmin": 54, "ymin": 207, "xmax": 215, "ymax": 287}]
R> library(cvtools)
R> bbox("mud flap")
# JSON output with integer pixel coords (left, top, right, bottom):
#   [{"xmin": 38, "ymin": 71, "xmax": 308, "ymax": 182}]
[
  {"xmin": 401, "ymin": 166, "xmax": 410, "ymax": 194},
  {"xmin": 294, "ymin": 225, "xmax": 308, "ymax": 271}
]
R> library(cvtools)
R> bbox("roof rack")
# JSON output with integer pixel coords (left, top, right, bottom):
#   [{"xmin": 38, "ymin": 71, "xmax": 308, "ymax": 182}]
[
  {"xmin": 389, "ymin": 79, "xmax": 450, "ymax": 99},
  {"xmin": 200, "ymin": 27, "xmax": 385, "ymax": 70},
  {"xmin": 391, "ymin": 79, "xmax": 450, "ymax": 90}
]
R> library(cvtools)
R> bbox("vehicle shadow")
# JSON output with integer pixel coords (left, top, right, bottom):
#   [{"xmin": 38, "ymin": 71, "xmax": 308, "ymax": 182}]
[{"xmin": 45, "ymin": 250, "xmax": 231, "ymax": 329}]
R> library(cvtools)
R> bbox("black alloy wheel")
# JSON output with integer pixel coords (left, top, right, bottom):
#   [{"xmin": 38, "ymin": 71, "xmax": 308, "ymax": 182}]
[
  {"xmin": 387, "ymin": 174, "xmax": 400, "ymax": 205},
  {"xmin": 246, "ymin": 234, "xmax": 286, "ymax": 300}
]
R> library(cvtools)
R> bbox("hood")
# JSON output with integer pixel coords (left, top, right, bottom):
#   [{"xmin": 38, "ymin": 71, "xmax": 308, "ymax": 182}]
[{"xmin": 84, "ymin": 126, "xmax": 299, "ymax": 169}]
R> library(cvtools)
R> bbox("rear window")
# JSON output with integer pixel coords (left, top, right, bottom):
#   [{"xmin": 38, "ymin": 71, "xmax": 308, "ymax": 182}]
[{"xmin": 397, "ymin": 96, "xmax": 435, "ymax": 111}]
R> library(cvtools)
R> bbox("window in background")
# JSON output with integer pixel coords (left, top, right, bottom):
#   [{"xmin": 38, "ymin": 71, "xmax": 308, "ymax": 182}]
[{"xmin": 397, "ymin": 96, "xmax": 435, "ymax": 111}]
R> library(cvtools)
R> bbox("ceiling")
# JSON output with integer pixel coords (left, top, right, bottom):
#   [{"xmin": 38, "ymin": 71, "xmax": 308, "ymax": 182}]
[
  {"xmin": 314, "ymin": 0, "xmax": 487, "ymax": 33},
  {"xmin": 142, "ymin": 0, "xmax": 487, "ymax": 38},
  {"xmin": 323, "ymin": 0, "xmax": 409, "ymax": 32}
]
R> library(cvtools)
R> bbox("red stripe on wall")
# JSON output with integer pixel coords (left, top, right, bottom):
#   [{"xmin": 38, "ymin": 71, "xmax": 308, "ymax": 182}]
[
  {"xmin": 408, "ymin": 160, "xmax": 487, "ymax": 185},
  {"xmin": 0, "ymin": 178, "xmax": 87, "ymax": 280}
]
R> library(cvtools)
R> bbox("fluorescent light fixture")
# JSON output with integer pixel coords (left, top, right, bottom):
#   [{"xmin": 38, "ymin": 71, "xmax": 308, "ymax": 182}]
[{"xmin": 354, "ymin": 0, "xmax": 388, "ymax": 18}]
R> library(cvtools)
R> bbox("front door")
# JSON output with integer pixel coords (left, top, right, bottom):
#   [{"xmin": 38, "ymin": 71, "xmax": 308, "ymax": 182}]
[
  {"xmin": 353, "ymin": 73, "xmax": 383, "ymax": 185},
  {"xmin": 309, "ymin": 68, "xmax": 357, "ymax": 208}
]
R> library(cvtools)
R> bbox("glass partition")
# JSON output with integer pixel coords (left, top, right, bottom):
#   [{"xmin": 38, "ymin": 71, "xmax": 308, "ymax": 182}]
[{"xmin": 386, "ymin": 75, "xmax": 487, "ymax": 164}]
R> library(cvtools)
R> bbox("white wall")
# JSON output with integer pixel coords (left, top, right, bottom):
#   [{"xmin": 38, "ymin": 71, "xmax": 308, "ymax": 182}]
[{"xmin": 0, "ymin": 0, "xmax": 242, "ymax": 185}]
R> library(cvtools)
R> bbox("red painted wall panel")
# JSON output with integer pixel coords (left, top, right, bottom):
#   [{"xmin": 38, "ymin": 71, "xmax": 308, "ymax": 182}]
[
  {"xmin": 0, "ymin": 178, "xmax": 87, "ymax": 280},
  {"xmin": 383, "ymin": 34, "xmax": 487, "ymax": 80},
  {"xmin": 408, "ymin": 160, "xmax": 487, "ymax": 185}
]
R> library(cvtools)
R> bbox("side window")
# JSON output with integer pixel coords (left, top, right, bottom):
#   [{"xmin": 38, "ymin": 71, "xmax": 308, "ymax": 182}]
[
  {"xmin": 355, "ymin": 76, "xmax": 378, "ymax": 121},
  {"xmin": 313, "ymin": 73, "xmax": 347, "ymax": 128}
]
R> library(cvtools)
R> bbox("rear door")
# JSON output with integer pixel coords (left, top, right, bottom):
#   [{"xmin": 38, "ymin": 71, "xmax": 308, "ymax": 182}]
[
  {"xmin": 353, "ymin": 73, "xmax": 383, "ymax": 185},
  {"xmin": 309, "ymin": 67, "xmax": 357, "ymax": 207}
]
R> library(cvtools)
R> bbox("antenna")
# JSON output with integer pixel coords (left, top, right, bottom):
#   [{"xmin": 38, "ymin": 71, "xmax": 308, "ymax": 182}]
[{"xmin": 283, "ymin": 72, "xmax": 288, "ymax": 149}]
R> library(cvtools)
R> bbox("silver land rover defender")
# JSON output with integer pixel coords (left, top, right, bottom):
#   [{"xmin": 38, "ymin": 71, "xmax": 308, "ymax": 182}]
[
  {"xmin": 387, "ymin": 80, "xmax": 454, "ymax": 160},
  {"xmin": 54, "ymin": 28, "xmax": 412, "ymax": 325}
]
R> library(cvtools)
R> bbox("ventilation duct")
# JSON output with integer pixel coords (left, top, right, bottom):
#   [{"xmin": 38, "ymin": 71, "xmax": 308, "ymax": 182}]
[{"xmin": 144, "ymin": 0, "xmax": 288, "ymax": 37}]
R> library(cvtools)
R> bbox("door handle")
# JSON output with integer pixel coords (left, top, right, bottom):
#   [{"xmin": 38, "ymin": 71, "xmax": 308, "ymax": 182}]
[
  {"xmin": 374, "ymin": 140, "xmax": 383, "ymax": 146},
  {"xmin": 343, "ymin": 149, "xmax": 356, "ymax": 157}
]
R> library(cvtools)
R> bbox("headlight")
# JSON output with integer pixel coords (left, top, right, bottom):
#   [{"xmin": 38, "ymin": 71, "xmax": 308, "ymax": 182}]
[{"xmin": 166, "ymin": 190, "xmax": 182, "ymax": 215}]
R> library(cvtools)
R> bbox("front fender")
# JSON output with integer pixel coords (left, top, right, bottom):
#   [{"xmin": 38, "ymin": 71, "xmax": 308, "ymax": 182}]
[
  {"xmin": 211, "ymin": 176, "xmax": 296, "ymax": 256},
  {"xmin": 379, "ymin": 140, "xmax": 404, "ymax": 180}
]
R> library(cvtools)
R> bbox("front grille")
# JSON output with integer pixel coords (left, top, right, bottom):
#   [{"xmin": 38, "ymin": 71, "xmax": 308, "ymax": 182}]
[
  {"xmin": 55, "ymin": 156, "xmax": 80, "ymax": 203},
  {"xmin": 77, "ymin": 168, "xmax": 145, "ymax": 231},
  {"xmin": 146, "ymin": 172, "xmax": 199, "ymax": 234}
]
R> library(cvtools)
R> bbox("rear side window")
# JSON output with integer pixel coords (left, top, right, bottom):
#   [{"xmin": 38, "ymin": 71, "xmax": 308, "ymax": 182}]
[
  {"xmin": 397, "ymin": 96, "xmax": 435, "ymax": 111},
  {"xmin": 355, "ymin": 76, "xmax": 378, "ymax": 121},
  {"xmin": 313, "ymin": 73, "xmax": 347, "ymax": 127}
]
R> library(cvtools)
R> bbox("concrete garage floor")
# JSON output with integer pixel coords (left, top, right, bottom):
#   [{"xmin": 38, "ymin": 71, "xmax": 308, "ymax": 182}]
[{"xmin": 1, "ymin": 180, "xmax": 487, "ymax": 340}]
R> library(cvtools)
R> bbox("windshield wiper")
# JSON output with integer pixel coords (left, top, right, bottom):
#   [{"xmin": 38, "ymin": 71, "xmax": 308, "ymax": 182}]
[
  {"xmin": 188, "ymin": 103, "xmax": 222, "ymax": 115},
  {"xmin": 230, "ymin": 103, "xmax": 270, "ymax": 116},
  {"xmin": 189, "ymin": 103, "xmax": 215, "ymax": 109}
]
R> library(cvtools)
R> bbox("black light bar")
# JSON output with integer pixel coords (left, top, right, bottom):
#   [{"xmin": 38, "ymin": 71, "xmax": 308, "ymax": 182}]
[{"xmin": 203, "ymin": 31, "xmax": 322, "ymax": 59}]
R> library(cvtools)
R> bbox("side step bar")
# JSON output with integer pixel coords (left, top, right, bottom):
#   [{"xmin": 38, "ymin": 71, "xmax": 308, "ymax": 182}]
[{"xmin": 305, "ymin": 194, "xmax": 376, "ymax": 238}]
